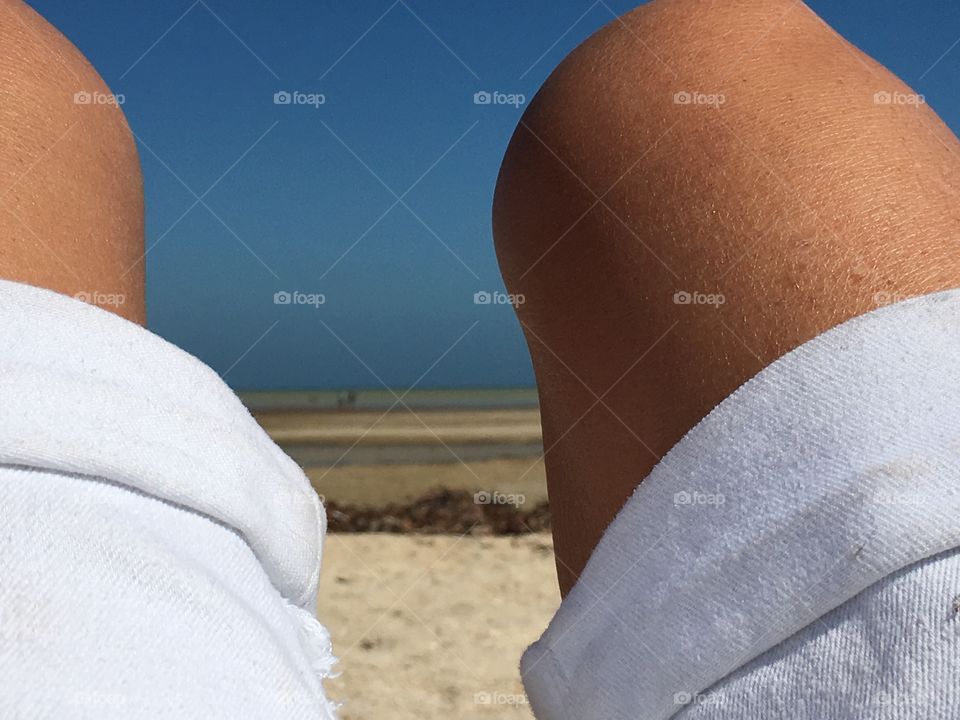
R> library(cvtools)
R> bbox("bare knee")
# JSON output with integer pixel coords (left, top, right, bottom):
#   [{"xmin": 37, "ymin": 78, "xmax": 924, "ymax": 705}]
[
  {"xmin": 493, "ymin": 0, "xmax": 960, "ymax": 593},
  {"xmin": 0, "ymin": 0, "xmax": 144, "ymax": 323},
  {"xmin": 495, "ymin": 0, "xmax": 960, "ymax": 396}
]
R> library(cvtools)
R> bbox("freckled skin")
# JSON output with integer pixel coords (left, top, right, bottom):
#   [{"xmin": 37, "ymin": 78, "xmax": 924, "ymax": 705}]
[
  {"xmin": 494, "ymin": 0, "xmax": 960, "ymax": 595},
  {"xmin": 0, "ymin": 0, "xmax": 145, "ymax": 323}
]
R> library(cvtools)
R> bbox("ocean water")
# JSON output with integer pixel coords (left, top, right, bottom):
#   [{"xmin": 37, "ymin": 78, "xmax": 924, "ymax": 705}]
[{"xmin": 242, "ymin": 388, "xmax": 543, "ymax": 466}]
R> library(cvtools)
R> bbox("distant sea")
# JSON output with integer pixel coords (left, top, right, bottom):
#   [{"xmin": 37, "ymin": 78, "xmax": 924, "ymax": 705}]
[
  {"xmin": 239, "ymin": 387, "xmax": 540, "ymax": 412},
  {"xmin": 241, "ymin": 388, "xmax": 542, "ymax": 465}
]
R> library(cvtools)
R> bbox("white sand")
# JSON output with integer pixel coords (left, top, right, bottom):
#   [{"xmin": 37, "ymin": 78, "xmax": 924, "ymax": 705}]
[{"xmin": 317, "ymin": 533, "xmax": 560, "ymax": 719}]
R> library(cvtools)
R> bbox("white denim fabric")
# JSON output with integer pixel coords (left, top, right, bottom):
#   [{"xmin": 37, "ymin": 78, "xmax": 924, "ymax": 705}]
[
  {"xmin": 0, "ymin": 280, "xmax": 337, "ymax": 719},
  {"xmin": 523, "ymin": 288, "xmax": 960, "ymax": 720}
]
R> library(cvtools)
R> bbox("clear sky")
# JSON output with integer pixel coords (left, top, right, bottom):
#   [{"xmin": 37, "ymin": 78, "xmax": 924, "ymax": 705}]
[{"xmin": 28, "ymin": 0, "xmax": 960, "ymax": 390}]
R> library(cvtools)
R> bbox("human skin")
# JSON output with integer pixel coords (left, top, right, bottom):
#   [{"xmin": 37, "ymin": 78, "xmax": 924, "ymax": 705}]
[
  {"xmin": 494, "ymin": 0, "xmax": 960, "ymax": 594},
  {"xmin": 0, "ymin": 0, "xmax": 145, "ymax": 323}
]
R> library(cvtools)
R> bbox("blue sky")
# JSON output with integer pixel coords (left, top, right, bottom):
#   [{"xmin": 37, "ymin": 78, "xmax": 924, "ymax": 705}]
[{"xmin": 29, "ymin": 0, "xmax": 960, "ymax": 390}]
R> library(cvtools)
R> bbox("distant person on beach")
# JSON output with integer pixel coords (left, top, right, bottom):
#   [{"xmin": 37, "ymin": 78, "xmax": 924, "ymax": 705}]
[
  {"xmin": 336, "ymin": 389, "xmax": 358, "ymax": 410},
  {"xmin": 3, "ymin": 0, "xmax": 960, "ymax": 718}
]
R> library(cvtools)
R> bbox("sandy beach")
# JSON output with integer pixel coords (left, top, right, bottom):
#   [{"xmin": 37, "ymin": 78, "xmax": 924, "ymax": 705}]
[
  {"xmin": 250, "ymin": 395, "xmax": 556, "ymax": 716},
  {"xmin": 317, "ymin": 533, "xmax": 559, "ymax": 719},
  {"xmin": 249, "ymin": 401, "xmax": 548, "ymax": 508}
]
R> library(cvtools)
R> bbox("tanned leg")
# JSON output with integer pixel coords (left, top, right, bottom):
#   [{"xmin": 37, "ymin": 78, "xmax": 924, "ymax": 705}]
[
  {"xmin": 494, "ymin": 0, "xmax": 960, "ymax": 594},
  {"xmin": 0, "ymin": 0, "xmax": 144, "ymax": 323}
]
